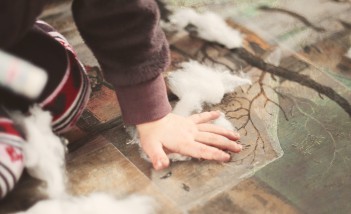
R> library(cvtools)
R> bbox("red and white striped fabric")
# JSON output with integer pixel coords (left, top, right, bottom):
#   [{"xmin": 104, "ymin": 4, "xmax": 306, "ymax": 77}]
[
  {"xmin": 0, "ymin": 20, "xmax": 91, "ymax": 198},
  {"xmin": 0, "ymin": 116, "xmax": 24, "ymax": 198},
  {"xmin": 35, "ymin": 20, "xmax": 91, "ymax": 133}
]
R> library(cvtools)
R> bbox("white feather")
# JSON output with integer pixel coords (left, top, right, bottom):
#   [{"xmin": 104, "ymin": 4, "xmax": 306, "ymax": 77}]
[
  {"xmin": 11, "ymin": 106, "xmax": 66, "ymax": 198},
  {"xmin": 11, "ymin": 107, "xmax": 154, "ymax": 214},
  {"xmin": 168, "ymin": 61, "xmax": 251, "ymax": 117},
  {"xmin": 166, "ymin": 8, "xmax": 243, "ymax": 49},
  {"xmin": 212, "ymin": 112, "xmax": 236, "ymax": 131},
  {"xmin": 15, "ymin": 194, "xmax": 154, "ymax": 214}
]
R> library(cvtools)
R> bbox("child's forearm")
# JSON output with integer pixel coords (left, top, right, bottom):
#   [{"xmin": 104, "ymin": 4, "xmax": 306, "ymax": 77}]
[{"xmin": 72, "ymin": 0, "xmax": 171, "ymax": 124}]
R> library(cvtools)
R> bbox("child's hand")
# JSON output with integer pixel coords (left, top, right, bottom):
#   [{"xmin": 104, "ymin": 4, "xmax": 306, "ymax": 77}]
[{"xmin": 136, "ymin": 111, "xmax": 242, "ymax": 170}]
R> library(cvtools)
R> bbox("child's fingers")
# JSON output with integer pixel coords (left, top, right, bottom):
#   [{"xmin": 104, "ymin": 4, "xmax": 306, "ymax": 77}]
[
  {"xmin": 197, "ymin": 123, "xmax": 240, "ymax": 140},
  {"xmin": 141, "ymin": 139, "xmax": 170, "ymax": 170},
  {"xmin": 177, "ymin": 141, "xmax": 230, "ymax": 162},
  {"xmin": 195, "ymin": 132, "xmax": 242, "ymax": 153},
  {"xmin": 189, "ymin": 111, "xmax": 220, "ymax": 124}
]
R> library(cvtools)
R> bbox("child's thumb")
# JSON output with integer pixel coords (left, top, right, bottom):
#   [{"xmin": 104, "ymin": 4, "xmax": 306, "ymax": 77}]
[
  {"xmin": 141, "ymin": 139, "xmax": 169, "ymax": 170},
  {"xmin": 142, "ymin": 140, "xmax": 170, "ymax": 170}
]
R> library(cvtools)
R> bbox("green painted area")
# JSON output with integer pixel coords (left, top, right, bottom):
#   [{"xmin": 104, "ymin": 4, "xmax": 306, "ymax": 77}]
[
  {"xmin": 277, "ymin": 26, "xmax": 307, "ymax": 43},
  {"xmin": 323, "ymin": 68, "xmax": 351, "ymax": 88},
  {"xmin": 255, "ymin": 96, "xmax": 351, "ymax": 214},
  {"xmin": 161, "ymin": 1, "xmax": 351, "ymax": 212},
  {"xmin": 229, "ymin": 0, "xmax": 279, "ymax": 18}
]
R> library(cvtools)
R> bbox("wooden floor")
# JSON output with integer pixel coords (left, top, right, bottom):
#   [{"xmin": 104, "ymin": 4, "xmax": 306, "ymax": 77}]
[{"xmin": 1, "ymin": 0, "xmax": 351, "ymax": 213}]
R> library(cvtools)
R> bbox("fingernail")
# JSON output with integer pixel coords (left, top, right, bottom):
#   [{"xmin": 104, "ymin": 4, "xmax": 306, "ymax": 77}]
[
  {"xmin": 224, "ymin": 152, "xmax": 232, "ymax": 162},
  {"xmin": 222, "ymin": 153, "xmax": 230, "ymax": 161},
  {"xmin": 237, "ymin": 144, "xmax": 243, "ymax": 151},
  {"xmin": 156, "ymin": 158, "xmax": 170, "ymax": 170},
  {"xmin": 232, "ymin": 132, "xmax": 240, "ymax": 138},
  {"xmin": 155, "ymin": 160, "xmax": 164, "ymax": 170},
  {"xmin": 213, "ymin": 110, "xmax": 221, "ymax": 115}
]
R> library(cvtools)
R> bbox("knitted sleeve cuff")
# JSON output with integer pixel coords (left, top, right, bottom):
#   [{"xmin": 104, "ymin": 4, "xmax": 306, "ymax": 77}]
[{"xmin": 115, "ymin": 74, "xmax": 172, "ymax": 125}]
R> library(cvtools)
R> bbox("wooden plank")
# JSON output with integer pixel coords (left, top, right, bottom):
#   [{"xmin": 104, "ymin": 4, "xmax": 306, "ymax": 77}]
[
  {"xmin": 66, "ymin": 137, "xmax": 182, "ymax": 214},
  {"xmin": 86, "ymin": 85, "xmax": 121, "ymax": 123},
  {"xmin": 189, "ymin": 178, "xmax": 301, "ymax": 214}
]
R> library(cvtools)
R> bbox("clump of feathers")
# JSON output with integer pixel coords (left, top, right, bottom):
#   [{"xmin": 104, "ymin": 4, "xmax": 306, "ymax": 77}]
[
  {"xmin": 11, "ymin": 106, "xmax": 66, "ymax": 198},
  {"xmin": 168, "ymin": 61, "xmax": 251, "ymax": 116},
  {"xmin": 11, "ymin": 106, "xmax": 154, "ymax": 214},
  {"xmin": 128, "ymin": 61, "xmax": 251, "ymax": 162},
  {"xmin": 16, "ymin": 193, "xmax": 154, "ymax": 214},
  {"xmin": 164, "ymin": 8, "xmax": 243, "ymax": 49}
]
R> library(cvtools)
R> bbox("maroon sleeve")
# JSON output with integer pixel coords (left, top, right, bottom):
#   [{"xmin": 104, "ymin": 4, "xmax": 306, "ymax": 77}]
[
  {"xmin": 0, "ymin": 0, "xmax": 45, "ymax": 49},
  {"xmin": 72, "ymin": 0, "xmax": 172, "ymax": 125}
]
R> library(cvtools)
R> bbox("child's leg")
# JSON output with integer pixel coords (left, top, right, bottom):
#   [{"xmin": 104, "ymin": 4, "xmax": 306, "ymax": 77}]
[
  {"xmin": 0, "ymin": 20, "xmax": 91, "ymax": 198},
  {"xmin": 36, "ymin": 21, "xmax": 91, "ymax": 133},
  {"xmin": 0, "ymin": 108, "xmax": 25, "ymax": 199},
  {"xmin": 6, "ymin": 20, "xmax": 91, "ymax": 134}
]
